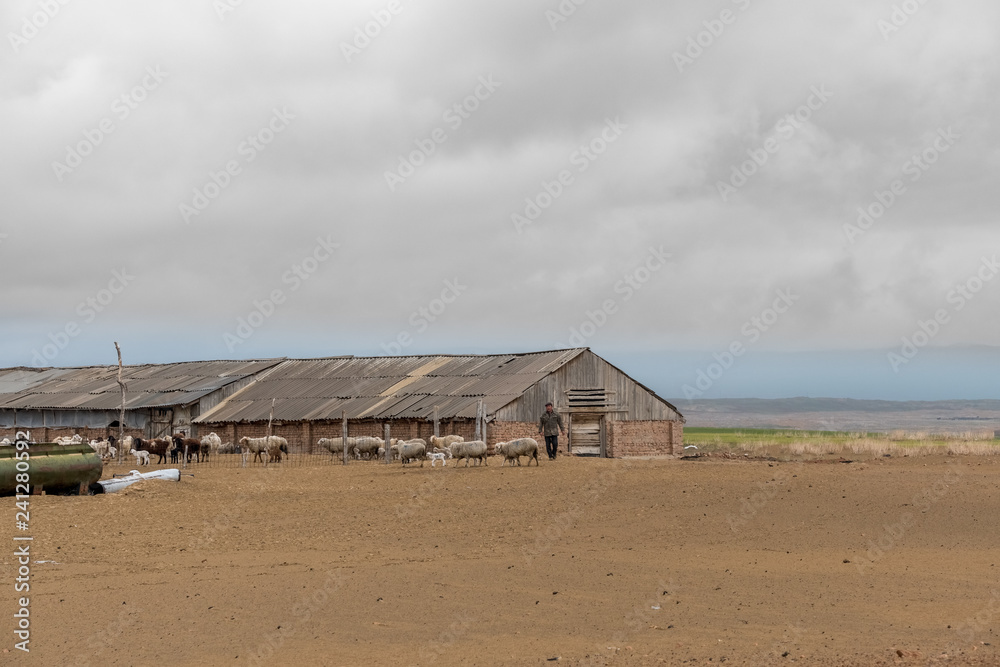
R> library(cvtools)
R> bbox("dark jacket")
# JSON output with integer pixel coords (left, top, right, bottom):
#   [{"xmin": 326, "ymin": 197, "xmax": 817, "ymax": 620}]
[{"xmin": 539, "ymin": 410, "xmax": 564, "ymax": 436}]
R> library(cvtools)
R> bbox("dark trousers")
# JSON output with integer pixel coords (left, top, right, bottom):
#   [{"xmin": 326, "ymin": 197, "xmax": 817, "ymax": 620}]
[{"xmin": 544, "ymin": 435, "xmax": 559, "ymax": 459}]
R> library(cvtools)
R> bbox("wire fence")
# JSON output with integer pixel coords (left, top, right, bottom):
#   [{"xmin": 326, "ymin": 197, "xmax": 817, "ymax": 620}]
[{"xmin": 104, "ymin": 447, "xmax": 392, "ymax": 470}]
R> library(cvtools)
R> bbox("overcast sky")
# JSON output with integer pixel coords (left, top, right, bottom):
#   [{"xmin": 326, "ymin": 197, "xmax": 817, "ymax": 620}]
[{"xmin": 1, "ymin": 0, "xmax": 998, "ymax": 400}]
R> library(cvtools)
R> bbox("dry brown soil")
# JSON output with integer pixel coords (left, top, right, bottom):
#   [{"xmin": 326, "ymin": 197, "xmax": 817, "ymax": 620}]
[{"xmin": 4, "ymin": 454, "xmax": 1000, "ymax": 666}]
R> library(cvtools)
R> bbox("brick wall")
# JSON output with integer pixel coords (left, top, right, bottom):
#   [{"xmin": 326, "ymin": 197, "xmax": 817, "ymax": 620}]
[{"xmin": 606, "ymin": 420, "xmax": 681, "ymax": 457}]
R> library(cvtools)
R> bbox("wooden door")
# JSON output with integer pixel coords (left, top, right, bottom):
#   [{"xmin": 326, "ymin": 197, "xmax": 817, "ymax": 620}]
[{"xmin": 570, "ymin": 413, "xmax": 604, "ymax": 456}]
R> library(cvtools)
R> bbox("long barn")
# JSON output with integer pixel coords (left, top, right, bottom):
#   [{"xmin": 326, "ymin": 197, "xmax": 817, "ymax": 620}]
[{"xmin": 0, "ymin": 349, "xmax": 684, "ymax": 457}]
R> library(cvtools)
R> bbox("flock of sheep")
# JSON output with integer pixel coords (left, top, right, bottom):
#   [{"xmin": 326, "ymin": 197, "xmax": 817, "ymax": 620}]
[
  {"xmin": 2, "ymin": 432, "xmax": 543, "ymax": 469},
  {"xmin": 317, "ymin": 434, "xmax": 541, "ymax": 467}
]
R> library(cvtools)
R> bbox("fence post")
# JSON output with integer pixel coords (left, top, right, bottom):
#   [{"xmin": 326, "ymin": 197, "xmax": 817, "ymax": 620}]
[
  {"xmin": 474, "ymin": 399, "xmax": 483, "ymax": 441},
  {"xmin": 384, "ymin": 423, "xmax": 391, "ymax": 464},
  {"xmin": 342, "ymin": 411, "xmax": 349, "ymax": 465},
  {"xmin": 183, "ymin": 444, "xmax": 188, "ymax": 470},
  {"xmin": 433, "ymin": 406, "xmax": 439, "ymax": 438}
]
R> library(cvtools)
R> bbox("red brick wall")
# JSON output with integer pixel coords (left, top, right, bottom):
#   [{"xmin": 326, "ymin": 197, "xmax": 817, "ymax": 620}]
[{"xmin": 606, "ymin": 420, "xmax": 681, "ymax": 457}]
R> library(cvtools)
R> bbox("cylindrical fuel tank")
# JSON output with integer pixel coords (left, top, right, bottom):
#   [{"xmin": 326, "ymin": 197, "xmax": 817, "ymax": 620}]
[{"xmin": 0, "ymin": 442, "xmax": 104, "ymax": 495}]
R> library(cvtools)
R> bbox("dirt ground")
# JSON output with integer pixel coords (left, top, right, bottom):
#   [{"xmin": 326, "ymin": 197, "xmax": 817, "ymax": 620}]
[{"xmin": 4, "ymin": 453, "xmax": 1000, "ymax": 666}]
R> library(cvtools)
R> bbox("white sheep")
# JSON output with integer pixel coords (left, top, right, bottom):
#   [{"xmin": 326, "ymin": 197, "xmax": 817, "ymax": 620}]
[
  {"xmin": 449, "ymin": 440, "xmax": 488, "ymax": 467},
  {"xmin": 200, "ymin": 432, "xmax": 222, "ymax": 461},
  {"xmin": 495, "ymin": 438, "xmax": 540, "ymax": 467},
  {"xmin": 432, "ymin": 446, "xmax": 453, "ymax": 459},
  {"xmin": 0, "ymin": 438, "xmax": 11, "ymax": 446},
  {"xmin": 239, "ymin": 436, "xmax": 271, "ymax": 466},
  {"xmin": 427, "ymin": 452, "xmax": 447, "ymax": 467},
  {"xmin": 88, "ymin": 439, "xmax": 110, "ymax": 459},
  {"xmin": 428, "ymin": 435, "xmax": 463, "ymax": 450},
  {"xmin": 397, "ymin": 441, "xmax": 427, "ymax": 466},
  {"xmin": 129, "ymin": 448, "xmax": 150, "ymax": 466}
]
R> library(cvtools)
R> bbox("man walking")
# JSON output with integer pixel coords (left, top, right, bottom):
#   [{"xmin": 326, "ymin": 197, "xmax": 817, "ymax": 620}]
[{"xmin": 538, "ymin": 402, "xmax": 565, "ymax": 460}]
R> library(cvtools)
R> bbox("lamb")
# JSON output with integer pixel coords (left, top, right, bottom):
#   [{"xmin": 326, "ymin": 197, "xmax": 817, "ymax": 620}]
[
  {"xmin": 449, "ymin": 440, "xmax": 488, "ymax": 467},
  {"xmin": 427, "ymin": 452, "xmax": 447, "ymax": 467},
  {"xmin": 398, "ymin": 441, "xmax": 427, "ymax": 466},
  {"xmin": 129, "ymin": 448, "xmax": 150, "ymax": 466},
  {"xmin": 432, "ymin": 446, "xmax": 453, "ymax": 459},
  {"xmin": 267, "ymin": 436, "xmax": 289, "ymax": 463},
  {"xmin": 428, "ymin": 435, "xmax": 463, "ymax": 450},
  {"xmin": 200, "ymin": 432, "xmax": 222, "ymax": 462},
  {"xmin": 495, "ymin": 438, "xmax": 540, "ymax": 467}
]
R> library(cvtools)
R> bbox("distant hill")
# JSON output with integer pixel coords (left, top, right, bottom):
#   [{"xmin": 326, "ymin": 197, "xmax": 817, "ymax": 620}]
[{"xmin": 667, "ymin": 398, "xmax": 1000, "ymax": 433}]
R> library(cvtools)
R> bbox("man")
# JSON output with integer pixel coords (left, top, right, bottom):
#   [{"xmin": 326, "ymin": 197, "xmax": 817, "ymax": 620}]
[{"xmin": 538, "ymin": 402, "xmax": 565, "ymax": 461}]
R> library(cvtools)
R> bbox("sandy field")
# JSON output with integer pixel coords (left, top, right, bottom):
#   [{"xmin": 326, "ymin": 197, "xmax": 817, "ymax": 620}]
[{"xmin": 4, "ymin": 453, "xmax": 1000, "ymax": 666}]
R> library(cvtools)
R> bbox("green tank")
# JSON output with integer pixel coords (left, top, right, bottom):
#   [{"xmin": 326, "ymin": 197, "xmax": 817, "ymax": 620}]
[{"xmin": 0, "ymin": 442, "xmax": 104, "ymax": 496}]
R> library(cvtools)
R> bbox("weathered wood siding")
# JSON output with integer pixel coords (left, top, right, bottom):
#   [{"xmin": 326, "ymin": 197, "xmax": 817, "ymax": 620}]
[{"xmin": 494, "ymin": 350, "xmax": 682, "ymax": 423}]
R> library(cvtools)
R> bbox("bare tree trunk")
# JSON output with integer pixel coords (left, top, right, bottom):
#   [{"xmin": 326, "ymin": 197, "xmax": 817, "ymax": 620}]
[{"xmin": 114, "ymin": 342, "xmax": 126, "ymax": 464}]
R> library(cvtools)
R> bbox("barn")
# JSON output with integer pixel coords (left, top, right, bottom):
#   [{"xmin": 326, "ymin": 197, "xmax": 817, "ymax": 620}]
[
  {"xmin": 0, "ymin": 360, "xmax": 283, "ymax": 443},
  {"xmin": 194, "ymin": 349, "xmax": 684, "ymax": 457},
  {"xmin": 0, "ymin": 349, "xmax": 684, "ymax": 457}
]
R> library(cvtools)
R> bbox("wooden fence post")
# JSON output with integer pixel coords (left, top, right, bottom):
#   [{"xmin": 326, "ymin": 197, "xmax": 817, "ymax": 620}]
[
  {"xmin": 342, "ymin": 411, "xmax": 349, "ymax": 465},
  {"xmin": 433, "ymin": 406, "xmax": 439, "ymax": 438},
  {"xmin": 384, "ymin": 423, "xmax": 391, "ymax": 464}
]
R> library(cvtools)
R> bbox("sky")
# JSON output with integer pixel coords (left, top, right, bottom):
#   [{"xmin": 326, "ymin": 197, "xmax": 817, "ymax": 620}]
[{"xmin": 1, "ymin": 0, "xmax": 998, "ymax": 401}]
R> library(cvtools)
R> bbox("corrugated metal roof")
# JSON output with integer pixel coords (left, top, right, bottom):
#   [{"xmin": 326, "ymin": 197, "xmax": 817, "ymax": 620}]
[
  {"xmin": 0, "ymin": 359, "xmax": 285, "ymax": 411},
  {"xmin": 194, "ymin": 349, "xmax": 587, "ymax": 423}
]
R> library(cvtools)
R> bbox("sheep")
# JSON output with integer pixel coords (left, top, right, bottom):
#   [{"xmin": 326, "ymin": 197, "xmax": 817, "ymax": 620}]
[
  {"xmin": 119, "ymin": 435, "xmax": 133, "ymax": 452},
  {"xmin": 200, "ymin": 432, "xmax": 222, "ymax": 462},
  {"xmin": 129, "ymin": 448, "xmax": 150, "ymax": 466},
  {"xmin": 88, "ymin": 439, "xmax": 110, "ymax": 459},
  {"xmin": 427, "ymin": 452, "xmax": 447, "ymax": 467},
  {"xmin": 449, "ymin": 440, "xmax": 488, "ymax": 467},
  {"xmin": 0, "ymin": 438, "xmax": 11, "ymax": 446},
  {"xmin": 171, "ymin": 435, "xmax": 202, "ymax": 463},
  {"xmin": 432, "ymin": 446, "xmax": 453, "ymax": 459},
  {"xmin": 135, "ymin": 437, "xmax": 172, "ymax": 464},
  {"xmin": 398, "ymin": 441, "xmax": 426, "ymax": 466},
  {"xmin": 428, "ymin": 435, "xmax": 463, "ymax": 450},
  {"xmin": 217, "ymin": 442, "xmax": 238, "ymax": 454},
  {"xmin": 239, "ymin": 436, "xmax": 270, "ymax": 465},
  {"xmin": 267, "ymin": 436, "xmax": 289, "ymax": 463},
  {"xmin": 495, "ymin": 438, "xmax": 540, "ymax": 467},
  {"xmin": 54, "ymin": 434, "xmax": 83, "ymax": 445}
]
